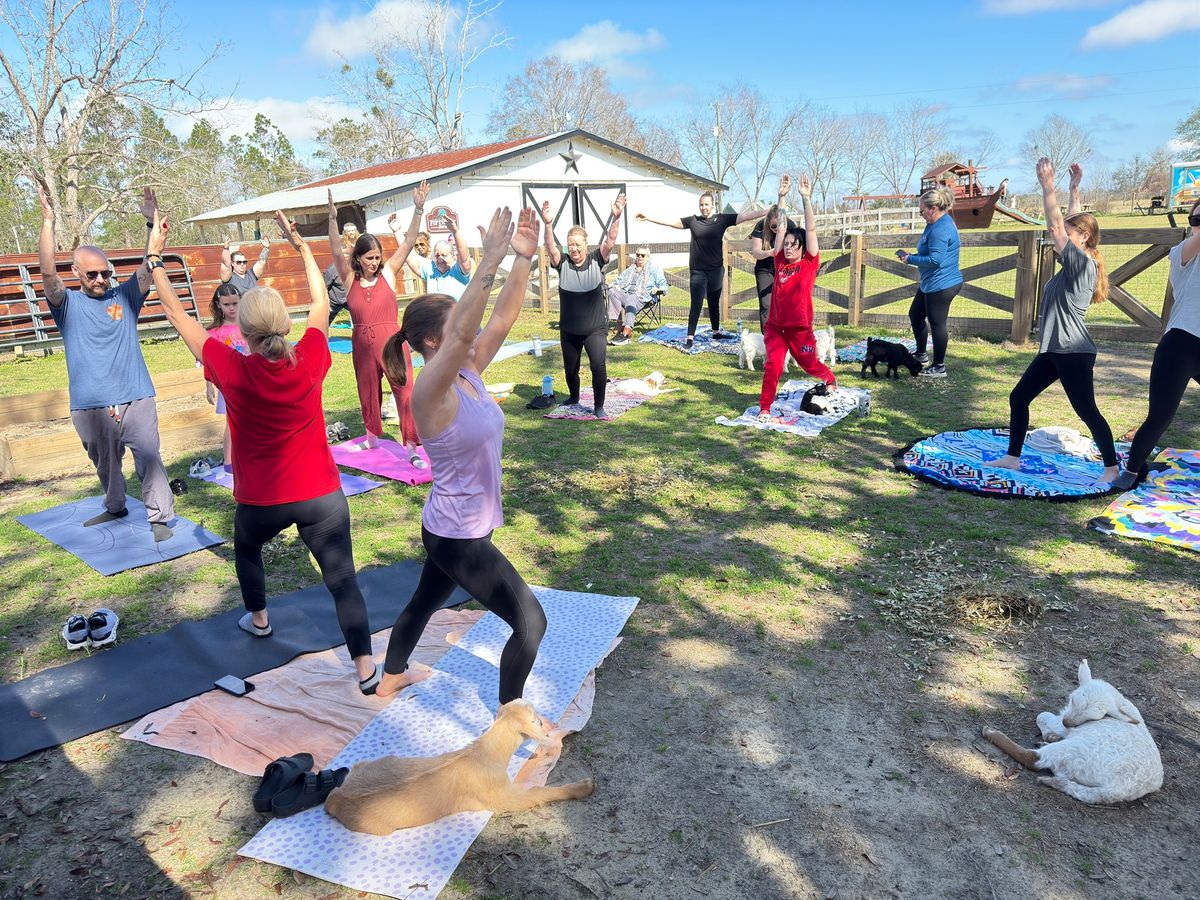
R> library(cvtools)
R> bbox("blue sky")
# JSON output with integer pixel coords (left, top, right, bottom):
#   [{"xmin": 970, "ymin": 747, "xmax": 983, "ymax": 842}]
[{"xmin": 169, "ymin": 0, "xmax": 1198, "ymax": 195}]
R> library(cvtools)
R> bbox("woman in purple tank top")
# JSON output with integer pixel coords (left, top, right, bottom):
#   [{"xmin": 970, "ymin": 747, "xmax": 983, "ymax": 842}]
[{"xmin": 376, "ymin": 206, "xmax": 546, "ymax": 703}]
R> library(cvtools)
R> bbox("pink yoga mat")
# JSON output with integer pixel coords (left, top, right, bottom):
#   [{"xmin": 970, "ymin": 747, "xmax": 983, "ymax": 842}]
[{"xmin": 330, "ymin": 438, "xmax": 433, "ymax": 485}]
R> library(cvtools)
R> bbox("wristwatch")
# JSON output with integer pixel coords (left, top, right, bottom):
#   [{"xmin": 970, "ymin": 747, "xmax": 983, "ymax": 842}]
[{"xmin": 148, "ymin": 259, "xmax": 166, "ymax": 271}]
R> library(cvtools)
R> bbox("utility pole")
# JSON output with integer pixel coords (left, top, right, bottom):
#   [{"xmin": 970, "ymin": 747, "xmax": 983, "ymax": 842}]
[{"xmin": 713, "ymin": 101, "xmax": 722, "ymax": 209}]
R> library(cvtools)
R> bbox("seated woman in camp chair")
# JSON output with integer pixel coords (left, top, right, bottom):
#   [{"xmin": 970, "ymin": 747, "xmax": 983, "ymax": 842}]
[{"xmin": 607, "ymin": 245, "xmax": 668, "ymax": 345}]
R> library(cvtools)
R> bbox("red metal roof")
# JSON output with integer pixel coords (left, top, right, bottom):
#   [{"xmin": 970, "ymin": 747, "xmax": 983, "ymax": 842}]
[{"xmin": 297, "ymin": 136, "xmax": 549, "ymax": 190}]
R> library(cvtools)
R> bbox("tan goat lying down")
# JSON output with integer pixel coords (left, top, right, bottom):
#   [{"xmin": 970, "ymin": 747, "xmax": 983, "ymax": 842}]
[{"xmin": 325, "ymin": 699, "xmax": 595, "ymax": 835}]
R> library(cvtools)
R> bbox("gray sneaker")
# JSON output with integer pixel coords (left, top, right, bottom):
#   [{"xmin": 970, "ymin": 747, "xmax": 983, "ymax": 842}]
[{"xmin": 919, "ymin": 364, "xmax": 947, "ymax": 378}]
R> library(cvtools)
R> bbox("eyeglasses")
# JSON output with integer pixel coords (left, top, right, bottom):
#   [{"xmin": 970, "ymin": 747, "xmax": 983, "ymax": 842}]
[
  {"xmin": 81, "ymin": 269, "xmax": 113, "ymax": 280},
  {"xmin": 232, "ymin": 258, "xmax": 248, "ymax": 265},
  {"xmin": 635, "ymin": 253, "xmax": 647, "ymax": 258}
]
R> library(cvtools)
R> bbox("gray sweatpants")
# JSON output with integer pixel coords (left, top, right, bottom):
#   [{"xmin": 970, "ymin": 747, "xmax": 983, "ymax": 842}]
[
  {"xmin": 70, "ymin": 397, "xmax": 174, "ymax": 524},
  {"xmin": 607, "ymin": 286, "xmax": 645, "ymax": 329}
]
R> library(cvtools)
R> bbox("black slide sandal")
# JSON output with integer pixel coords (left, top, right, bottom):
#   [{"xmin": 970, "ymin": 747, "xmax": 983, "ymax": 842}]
[
  {"xmin": 270, "ymin": 767, "xmax": 349, "ymax": 818},
  {"xmin": 252, "ymin": 753, "xmax": 314, "ymax": 813}
]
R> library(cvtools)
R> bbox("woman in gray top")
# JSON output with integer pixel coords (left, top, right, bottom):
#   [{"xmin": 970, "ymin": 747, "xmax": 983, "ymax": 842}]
[
  {"xmin": 989, "ymin": 160, "xmax": 1119, "ymax": 484},
  {"xmin": 1112, "ymin": 196, "xmax": 1200, "ymax": 489}
]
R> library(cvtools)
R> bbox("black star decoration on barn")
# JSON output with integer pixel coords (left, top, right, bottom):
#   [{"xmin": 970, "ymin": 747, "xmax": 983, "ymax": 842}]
[{"xmin": 560, "ymin": 142, "xmax": 581, "ymax": 173}]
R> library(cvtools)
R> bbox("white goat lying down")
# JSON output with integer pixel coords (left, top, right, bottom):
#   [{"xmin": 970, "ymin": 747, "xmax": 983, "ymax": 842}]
[
  {"xmin": 325, "ymin": 699, "xmax": 594, "ymax": 835},
  {"xmin": 983, "ymin": 660, "xmax": 1163, "ymax": 804}
]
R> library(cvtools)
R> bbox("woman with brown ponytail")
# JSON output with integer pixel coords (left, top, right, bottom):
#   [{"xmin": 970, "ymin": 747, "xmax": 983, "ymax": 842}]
[
  {"xmin": 147, "ymin": 207, "xmax": 382, "ymax": 694},
  {"xmin": 988, "ymin": 160, "xmax": 1119, "ymax": 485}
]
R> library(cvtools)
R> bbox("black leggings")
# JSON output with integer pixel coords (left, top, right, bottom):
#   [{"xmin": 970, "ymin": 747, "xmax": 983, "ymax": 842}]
[
  {"xmin": 234, "ymin": 489, "xmax": 371, "ymax": 659},
  {"xmin": 561, "ymin": 328, "xmax": 607, "ymax": 407},
  {"xmin": 1007, "ymin": 352, "xmax": 1118, "ymax": 466},
  {"xmin": 688, "ymin": 266, "xmax": 724, "ymax": 336},
  {"xmin": 1125, "ymin": 328, "xmax": 1200, "ymax": 472},
  {"xmin": 384, "ymin": 526, "xmax": 547, "ymax": 704},
  {"xmin": 754, "ymin": 268, "xmax": 774, "ymax": 332},
  {"xmin": 908, "ymin": 284, "xmax": 961, "ymax": 366}
]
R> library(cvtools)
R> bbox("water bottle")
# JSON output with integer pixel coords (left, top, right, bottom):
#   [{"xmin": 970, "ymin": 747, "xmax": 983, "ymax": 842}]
[
  {"xmin": 736, "ymin": 317, "xmax": 743, "ymax": 334},
  {"xmin": 542, "ymin": 375, "xmax": 553, "ymax": 396},
  {"xmin": 532, "ymin": 335, "xmax": 543, "ymax": 357}
]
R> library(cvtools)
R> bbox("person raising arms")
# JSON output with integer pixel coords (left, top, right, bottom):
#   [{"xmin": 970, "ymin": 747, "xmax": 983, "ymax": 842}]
[
  {"xmin": 327, "ymin": 183, "xmax": 429, "ymax": 467},
  {"xmin": 988, "ymin": 160, "xmax": 1119, "ymax": 485},
  {"xmin": 148, "ymin": 207, "xmax": 382, "ymax": 693},
  {"xmin": 375, "ymin": 207, "xmax": 547, "ymax": 704}
]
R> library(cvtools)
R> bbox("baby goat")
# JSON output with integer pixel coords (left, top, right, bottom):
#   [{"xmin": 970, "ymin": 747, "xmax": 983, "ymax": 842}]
[
  {"xmin": 983, "ymin": 659, "xmax": 1163, "ymax": 804},
  {"xmin": 325, "ymin": 699, "xmax": 595, "ymax": 834}
]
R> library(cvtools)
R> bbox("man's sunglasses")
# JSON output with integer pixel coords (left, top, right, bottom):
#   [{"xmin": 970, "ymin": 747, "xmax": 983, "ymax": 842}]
[
  {"xmin": 232, "ymin": 258, "xmax": 248, "ymax": 264},
  {"xmin": 1190, "ymin": 214, "xmax": 1200, "ymax": 227},
  {"xmin": 80, "ymin": 269, "xmax": 113, "ymax": 280}
]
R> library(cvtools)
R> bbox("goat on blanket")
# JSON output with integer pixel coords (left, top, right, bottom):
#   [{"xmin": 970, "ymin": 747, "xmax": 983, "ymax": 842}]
[
  {"xmin": 982, "ymin": 659, "xmax": 1163, "ymax": 804},
  {"xmin": 324, "ymin": 699, "xmax": 595, "ymax": 834}
]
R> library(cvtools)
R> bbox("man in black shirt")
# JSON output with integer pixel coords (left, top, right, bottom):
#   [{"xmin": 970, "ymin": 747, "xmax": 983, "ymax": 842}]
[{"xmin": 637, "ymin": 192, "xmax": 767, "ymax": 348}]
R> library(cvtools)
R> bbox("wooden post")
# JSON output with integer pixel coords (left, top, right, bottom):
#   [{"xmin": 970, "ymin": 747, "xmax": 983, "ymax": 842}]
[
  {"xmin": 721, "ymin": 241, "xmax": 732, "ymax": 323},
  {"xmin": 1011, "ymin": 230, "xmax": 1040, "ymax": 344},
  {"xmin": 618, "ymin": 243, "xmax": 628, "ymax": 272},
  {"xmin": 846, "ymin": 232, "xmax": 865, "ymax": 326},
  {"xmin": 537, "ymin": 245, "xmax": 549, "ymax": 315}
]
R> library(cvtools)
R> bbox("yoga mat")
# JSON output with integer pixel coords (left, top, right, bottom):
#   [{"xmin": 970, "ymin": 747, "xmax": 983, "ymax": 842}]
[
  {"xmin": 15, "ymin": 495, "xmax": 224, "ymax": 577},
  {"xmin": 490, "ymin": 339, "xmax": 559, "ymax": 363},
  {"xmin": 122, "ymin": 609, "xmax": 487, "ymax": 775},
  {"xmin": 190, "ymin": 466, "xmax": 383, "ymax": 498},
  {"xmin": 1089, "ymin": 449, "xmax": 1200, "ymax": 552},
  {"xmin": 639, "ymin": 324, "xmax": 739, "ymax": 355},
  {"xmin": 329, "ymin": 337, "xmax": 353, "ymax": 354},
  {"xmin": 239, "ymin": 587, "xmax": 639, "ymax": 899},
  {"xmin": 836, "ymin": 336, "xmax": 918, "ymax": 363},
  {"xmin": 895, "ymin": 428, "xmax": 1129, "ymax": 501},
  {"xmin": 715, "ymin": 380, "xmax": 871, "ymax": 437},
  {"xmin": 0, "ymin": 562, "xmax": 469, "ymax": 762},
  {"xmin": 544, "ymin": 386, "xmax": 648, "ymax": 421},
  {"xmin": 330, "ymin": 438, "xmax": 433, "ymax": 485}
]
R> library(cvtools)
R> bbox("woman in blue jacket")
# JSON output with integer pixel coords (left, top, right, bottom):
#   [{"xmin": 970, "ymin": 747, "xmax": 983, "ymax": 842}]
[{"xmin": 898, "ymin": 185, "xmax": 963, "ymax": 378}]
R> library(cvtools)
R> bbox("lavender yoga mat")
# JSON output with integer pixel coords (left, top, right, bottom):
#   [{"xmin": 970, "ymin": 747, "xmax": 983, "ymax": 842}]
[{"xmin": 331, "ymin": 438, "xmax": 433, "ymax": 485}]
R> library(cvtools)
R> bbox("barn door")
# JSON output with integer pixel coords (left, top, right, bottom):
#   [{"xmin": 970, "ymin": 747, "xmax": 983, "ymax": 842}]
[{"xmin": 521, "ymin": 182, "xmax": 627, "ymax": 249}]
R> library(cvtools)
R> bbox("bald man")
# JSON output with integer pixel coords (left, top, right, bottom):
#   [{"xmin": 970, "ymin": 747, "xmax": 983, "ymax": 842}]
[
  {"xmin": 37, "ymin": 183, "xmax": 174, "ymax": 541},
  {"xmin": 405, "ymin": 209, "xmax": 472, "ymax": 300}
]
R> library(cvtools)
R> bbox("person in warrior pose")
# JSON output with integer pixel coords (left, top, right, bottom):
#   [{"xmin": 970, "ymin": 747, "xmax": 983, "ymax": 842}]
[
  {"xmin": 327, "ymin": 184, "xmax": 429, "ymax": 467},
  {"xmin": 375, "ymin": 206, "xmax": 548, "ymax": 703}
]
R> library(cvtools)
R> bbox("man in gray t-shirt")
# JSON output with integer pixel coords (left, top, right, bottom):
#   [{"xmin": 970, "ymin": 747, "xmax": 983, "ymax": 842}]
[{"xmin": 220, "ymin": 236, "xmax": 271, "ymax": 295}]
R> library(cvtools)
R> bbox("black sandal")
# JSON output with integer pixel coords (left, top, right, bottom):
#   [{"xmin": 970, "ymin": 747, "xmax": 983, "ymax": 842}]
[
  {"xmin": 270, "ymin": 767, "xmax": 349, "ymax": 818},
  {"xmin": 252, "ymin": 753, "xmax": 314, "ymax": 813}
]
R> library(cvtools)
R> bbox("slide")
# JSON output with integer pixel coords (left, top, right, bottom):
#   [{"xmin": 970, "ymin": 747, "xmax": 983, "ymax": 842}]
[{"xmin": 995, "ymin": 201, "xmax": 1045, "ymax": 226}]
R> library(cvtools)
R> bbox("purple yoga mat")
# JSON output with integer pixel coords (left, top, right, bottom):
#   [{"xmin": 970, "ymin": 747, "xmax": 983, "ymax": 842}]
[
  {"xmin": 192, "ymin": 466, "xmax": 383, "ymax": 497},
  {"xmin": 330, "ymin": 438, "xmax": 434, "ymax": 485}
]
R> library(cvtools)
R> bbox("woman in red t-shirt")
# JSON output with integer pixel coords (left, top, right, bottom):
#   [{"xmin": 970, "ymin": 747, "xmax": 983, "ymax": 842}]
[
  {"xmin": 758, "ymin": 173, "xmax": 837, "ymax": 422},
  {"xmin": 148, "ymin": 209, "xmax": 382, "ymax": 695}
]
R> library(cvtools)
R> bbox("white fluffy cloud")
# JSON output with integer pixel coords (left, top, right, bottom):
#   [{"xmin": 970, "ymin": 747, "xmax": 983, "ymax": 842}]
[
  {"xmin": 303, "ymin": 0, "xmax": 427, "ymax": 63},
  {"xmin": 982, "ymin": 0, "xmax": 1117, "ymax": 13},
  {"xmin": 546, "ymin": 21, "xmax": 666, "ymax": 79},
  {"xmin": 1082, "ymin": 0, "xmax": 1200, "ymax": 47}
]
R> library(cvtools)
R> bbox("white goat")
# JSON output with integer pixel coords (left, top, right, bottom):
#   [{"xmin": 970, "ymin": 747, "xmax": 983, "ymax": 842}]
[{"xmin": 983, "ymin": 659, "xmax": 1163, "ymax": 804}]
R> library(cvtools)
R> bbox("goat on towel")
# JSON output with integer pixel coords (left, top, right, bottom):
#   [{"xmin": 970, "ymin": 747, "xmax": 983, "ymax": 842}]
[{"xmin": 325, "ymin": 699, "xmax": 595, "ymax": 834}]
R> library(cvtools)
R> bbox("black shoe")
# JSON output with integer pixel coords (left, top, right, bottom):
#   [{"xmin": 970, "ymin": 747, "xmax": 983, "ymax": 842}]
[
  {"xmin": 610, "ymin": 333, "xmax": 631, "ymax": 346},
  {"xmin": 1110, "ymin": 469, "xmax": 1137, "ymax": 491},
  {"xmin": 684, "ymin": 337, "xmax": 694, "ymax": 349},
  {"xmin": 84, "ymin": 508, "xmax": 128, "ymax": 527},
  {"xmin": 270, "ymin": 767, "xmax": 349, "ymax": 818},
  {"xmin": 253, "ymin": 753, "xmax": 314, "ymax": 813},
  {"xmin": 711, "ymin": 330, "xmax": 733, "ymax": 340}
]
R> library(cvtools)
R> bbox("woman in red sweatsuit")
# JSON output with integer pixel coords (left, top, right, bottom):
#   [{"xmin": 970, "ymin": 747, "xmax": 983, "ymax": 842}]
[{"xmin": 758, "ymin": 173, "xmax": 837, "ymax": 422}]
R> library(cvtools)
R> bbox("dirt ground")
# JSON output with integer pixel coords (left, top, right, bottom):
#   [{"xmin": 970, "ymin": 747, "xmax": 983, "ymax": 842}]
[{"xmin": 1, "ymin": 344, "xmax": 1198, "ymax": 900}]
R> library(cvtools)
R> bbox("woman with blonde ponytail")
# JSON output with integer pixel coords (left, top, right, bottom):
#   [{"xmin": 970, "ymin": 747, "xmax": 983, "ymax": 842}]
[
  {"xmin": 989, "ymin": 160, "xmax": 1120, "ymax": 485},
  {"xmin": 898, "ymin": 183, "xmax": 962, "ymax": 377},
  {"xmin": 148, "ymin": 208, "xmax": 383, "ymax": 695}
]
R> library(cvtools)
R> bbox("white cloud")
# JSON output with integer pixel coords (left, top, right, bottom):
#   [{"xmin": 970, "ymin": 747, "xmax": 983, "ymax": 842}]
[
  {"xmin": 1082, "ymin": 0, "xmax": 1200, "ymax": 47},
  {"xmin": 303, "ymin": 0, "xmax": 427, "ymax": 63},
  {"xmin": 168, "ymin": 96, "xmax": 361, "ymax": 149},
  {"xmin": 547, "ymin": 21, "xmax": 666, "ymax": 79},
  {"xmin": 1013, "ymin": 73, "xmax": 1114, "ymax": 98},
  {"xmin": 982, "ymin": 0, "xmax": 1117, "ymax": 13}
]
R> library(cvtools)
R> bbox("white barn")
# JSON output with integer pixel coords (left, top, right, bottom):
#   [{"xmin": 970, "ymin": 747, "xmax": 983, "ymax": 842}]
[{"xmin": 187, "ymin": 130, "xmax": 726, "ymax": 257}]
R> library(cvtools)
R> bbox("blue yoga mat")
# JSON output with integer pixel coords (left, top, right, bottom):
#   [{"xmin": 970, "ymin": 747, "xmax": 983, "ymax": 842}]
[
  {"xmin": 638, "ymin": 324, "xmax": 739, "ymax": 355},
  {"xmin": 192, "ymin": 466, "xmax": 382, "ymax": 497},
  {"xmin": 16, "ymin": 495, "xmax": 224, "ymax": 575}
]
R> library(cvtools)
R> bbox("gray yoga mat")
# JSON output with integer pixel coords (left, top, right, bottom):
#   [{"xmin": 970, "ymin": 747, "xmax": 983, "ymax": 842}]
[{"xmin": 0, "ymin": 561, "xmax": 468, "ymax": 762}]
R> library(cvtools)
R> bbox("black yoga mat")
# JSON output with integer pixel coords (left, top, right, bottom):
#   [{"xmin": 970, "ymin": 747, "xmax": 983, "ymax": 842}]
[{"xmin": 0, "ymin": 561, "xmax": 468, "ymax": 762}]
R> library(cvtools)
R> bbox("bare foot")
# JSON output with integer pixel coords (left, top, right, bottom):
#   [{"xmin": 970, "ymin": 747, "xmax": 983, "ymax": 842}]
[
  {"xmin": 1095, "ymin": 465, "xmax": 1121, "ymax": 486},
  {"xmin": 375, "ymin": 662, "xmax": 433, "ymax": 699},
  {"xmin": 988, "ymin": 454, "xmax": 1022, "ymax": 471}
]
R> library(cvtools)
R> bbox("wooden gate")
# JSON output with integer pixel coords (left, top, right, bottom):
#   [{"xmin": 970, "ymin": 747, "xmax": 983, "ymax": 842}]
[{"xmin": 520, "ymin": 182, "xmax": 628, "ymax": 247}]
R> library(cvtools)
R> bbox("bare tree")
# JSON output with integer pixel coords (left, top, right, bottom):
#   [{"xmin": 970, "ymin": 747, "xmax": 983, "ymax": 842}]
[
  {"xmin": 717, "ymin": 86, "xmax": 804, "ymax": 202},
  {"xmin": 873, "ymin": 100, "xmax": 946, "ymax": 197},
  {"xmin": 341, "ymin": 0, "xmax": 508, "ymax": 154},
  {"xmin": 678, "ymin": 92, "xmax": 752, "ymax": 196},
  {"xmin": 0, "ymin": 0, "xmax": 219, "ymax": 249},
  {"xmin": 842, "ymin": 111, "xmax": 885, "ymax": 204},
  {"xmin": 1019, "ymin": 114, "xmax": 1093, "ymax": 186},
  {"xmin": 791, "ymin": 105, "xmax": 849, "ymax": 210},
  {"xmin": 488, "ymin": 56, "xmax": 638, "ymax": 142}
]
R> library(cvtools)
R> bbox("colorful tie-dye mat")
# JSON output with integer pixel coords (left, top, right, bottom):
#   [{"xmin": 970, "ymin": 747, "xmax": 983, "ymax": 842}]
[
  {"xmin": 894, "ymin": 428, "xmax": 1130, "ymax": 501},
  {"xmin": 238, "ymin": 586, "xmax": 638, "ymax": 899},
  {"xmin": 544, "ymin": 386, "xmax": 648, "ymax": 421},
  {"xmin": 715, "ymin": 380, "xmax": 871, "ymax": 437},
  {"xmin": 638, "ymin": 323, "xmax": 740, "ymax": 355},
  {"xmin": 836, "ymin": 336, "xmax": 918, "ymax": 363},
  {"xmin": 1088, "ymin": 449, "xmax": 1200, "ymax": 552}
]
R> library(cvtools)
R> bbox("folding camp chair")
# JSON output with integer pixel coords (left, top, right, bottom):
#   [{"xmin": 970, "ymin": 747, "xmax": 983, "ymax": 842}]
[{"xmin": 633, "ymin": 288, "xmax": 667, "ymax": 329}]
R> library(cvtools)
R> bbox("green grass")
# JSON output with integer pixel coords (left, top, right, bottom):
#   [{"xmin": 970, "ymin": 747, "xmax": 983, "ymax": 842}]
[{"xmin": 0, "ymin": 312, "xmax": 1196, "ymax": 686}]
